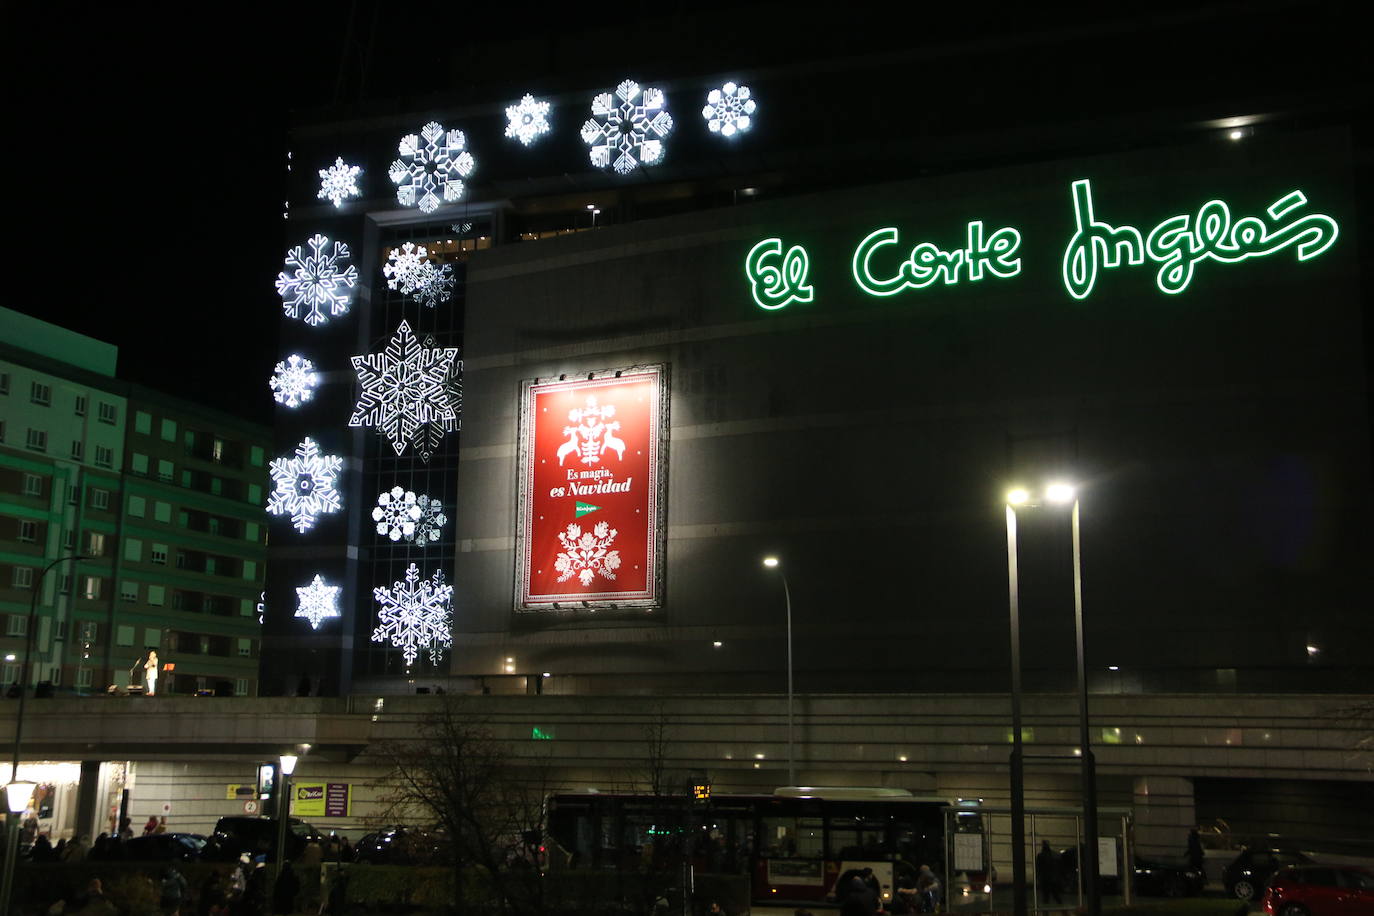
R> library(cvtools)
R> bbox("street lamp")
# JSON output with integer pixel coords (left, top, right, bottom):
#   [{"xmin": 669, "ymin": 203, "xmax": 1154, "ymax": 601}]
[
  {"xmin": 2, "ymin": 780, "xmax": 37, "ymax": 916},
  {"xmin": 761, "ymin": 556, "xmax": 795, "ymax": 786},
  {"xmin": 1004, "ymin": 484, "xmax": 1099, "ymax": 916},
  {"xmin": 274, "ymin": 754, "xmax": 299, "ymax": 876}
]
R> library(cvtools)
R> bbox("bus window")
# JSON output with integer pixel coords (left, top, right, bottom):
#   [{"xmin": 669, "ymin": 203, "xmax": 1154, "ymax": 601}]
[
  {"xmin": 762, "ymin": 817, "xmax": 823, "ymax": 858},
  {"xmin": 828, "ymin": 818, "xmax": 892, "ymax": 860}
]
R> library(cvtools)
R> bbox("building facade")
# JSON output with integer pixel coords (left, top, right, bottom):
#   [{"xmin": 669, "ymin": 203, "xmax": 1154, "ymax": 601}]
[{"xmin": 0, "ymin": 309, "xmax": 269, "ymax": 696}]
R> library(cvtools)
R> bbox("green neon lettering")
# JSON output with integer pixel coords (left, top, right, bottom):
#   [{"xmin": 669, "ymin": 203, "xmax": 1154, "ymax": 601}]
[
  {"xmin": 851, "ymin": 221, "xmax": 1021, "ymax": 298},
  {"xmin": 1062, "ymin": 179, "xmax": 1339, "ymax": 298},
  {"xmin": 745, "ymin": 238, "xmax": 815, "ymax": 310}
]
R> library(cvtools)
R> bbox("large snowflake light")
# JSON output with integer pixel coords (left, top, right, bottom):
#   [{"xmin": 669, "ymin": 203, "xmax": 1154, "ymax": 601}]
[
  {"xmin": 276, "ymin": 234, "xmax": 358, "ymax": 327},
  {"xmin": 554, "ymin": 520, "xmax": 622, "ymax": 586},
  {"xmin": 267, "ymin": 436, "xmax": 343, "ymax": 533},
  {"xmin": 389, "ymin": 121, "xmax": 475, "ymax": 213},
  {"xmin": 317, "ymin": 157, "xmax": 362, "ymax": 207},
  {"xmin": 581, "ymin": 79, "xmax": 674, "ymax": 174},
  {"xmin": 702, "ymin": 82, "xmax": 756, "ymax": 137},
  {"xmin": 295, "ymin": 574, "xmax": 341, "ymax": 630},
  {"xmin": 372, "ymin": 563, "xmax": 453, "ymax": 666},
  {"xmin": 505, "ymin": 93, "xmax": 551, "ymax": 146},
  {"xmin": 349, "ymin": 321, "xmax": 461, "ymax": 456},
  {"xmin": 382, "ymin": 242, "xmax": 453, "ymax": 307},
  {"xmin": 373, "ymin": 487, "xmax": 447, "ymax": 546},
  {"xmin": 269, "ymin": 354, "xmax": 319, "ymax": 408}
]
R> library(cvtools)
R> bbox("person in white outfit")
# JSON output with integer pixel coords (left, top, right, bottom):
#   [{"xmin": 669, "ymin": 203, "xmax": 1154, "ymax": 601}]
[{"xmin": 144, "ymin": 650, "xmax": 159, "ymax": 696}]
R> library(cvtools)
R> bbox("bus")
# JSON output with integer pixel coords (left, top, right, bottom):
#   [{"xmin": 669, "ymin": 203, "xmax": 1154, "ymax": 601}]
[{"xmin": 545, "ymin": 786, "xmax": 992, "ymax": 907}]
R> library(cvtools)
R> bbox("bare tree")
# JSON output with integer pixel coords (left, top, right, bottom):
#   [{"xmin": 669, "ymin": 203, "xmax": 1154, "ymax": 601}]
[
  {"xmin": 1332, "ymin": 699, "xmax": 1374, "ymax": 771},
  {"xmin": 635, "ymin": 702, "xmax": 674, "ymax": 797}
]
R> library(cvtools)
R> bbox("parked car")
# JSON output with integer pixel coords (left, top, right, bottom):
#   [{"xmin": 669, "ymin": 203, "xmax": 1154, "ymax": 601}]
[
  {"xmin": 1225, "ymin": 848, "xmax": 1316, "ymax": 901},
  {"xmin": 354, "ymin": 826, "xmax": 446, "ymax": 865},
  {"xmin": 204, "ymin": 815, "xmax": 324, "ymax": 862},
  {"xmin": 122, "ymin": 833, "xmax": 207, "ymax": 862},
  {"xmin": 1263, "ymin": 865, "xmax": 1374, "ymax": 916},
  {"xmin": 1059, "ymin": 846, "xmax": 1206, "ymax": 897}
]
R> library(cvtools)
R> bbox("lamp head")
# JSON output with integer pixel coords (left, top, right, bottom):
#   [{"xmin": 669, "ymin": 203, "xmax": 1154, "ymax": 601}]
[
  {"xmin": 5, "ymin": 780, "xmax": 37, "ymax": 815},
  {"xmin": 762, "ymin": 556, "xmax": 779, "ymax": 568},
  {"xmin": 1005, "ymin": 488, "xmax": 1030, "ymax": 506},
  {"xmin": 279, "ymin": 754, "xmax": 298, "ymax": 776},
  {"xmin": 1045, "ymin": 482, "xmax": 1076, "ymax": 504}
]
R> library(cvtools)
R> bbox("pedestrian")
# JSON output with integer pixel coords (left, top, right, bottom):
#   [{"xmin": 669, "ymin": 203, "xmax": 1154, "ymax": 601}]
[
  {"xmin": 72, "ymin": 878, "xmax": 117, "ymax": 916},
  {"xmin": 917, "ymin": 864, "xmax": 942, "ymax": 913},
  {"xmin": 337, "ymin": 836, "xmax": 353, "ymax": 863},
  {"xmin": 31, "ymin": 834, "xmax": 54, "ymax": 862},
  {"xmin": 119, "ymin": 817, "xmax": 135, "ymax": 841},
  {"xmin": 145, "ymin": 815, "xmax": 159, "ymax": 836},
  {"xmin": 1037, "ymin": 842, "xmax": 1063, "ymax": 906},
  {"xmin": 161, "ymin": 865, "xmax": 190, "ymax": 915}
]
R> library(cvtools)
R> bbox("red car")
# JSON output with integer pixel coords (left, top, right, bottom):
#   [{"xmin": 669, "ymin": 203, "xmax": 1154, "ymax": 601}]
[{"xmin": 1262, "ymin": 866, "xmax": 1374, "ymax": 916}]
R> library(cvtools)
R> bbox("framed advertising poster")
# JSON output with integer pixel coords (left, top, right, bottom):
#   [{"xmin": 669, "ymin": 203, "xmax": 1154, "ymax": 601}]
[{"xmin": 515, "ymin": 365, "xmax": 668, "ymax": 610}]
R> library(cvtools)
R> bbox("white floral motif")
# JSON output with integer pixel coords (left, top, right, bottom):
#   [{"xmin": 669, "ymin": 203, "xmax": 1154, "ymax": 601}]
[
  {"xmin": 554, "ymin": 521, "xmax": 622, "ymax": 587},
  {"xmin": 317, "ymin": 157, "xmax": 362, "ymax": 207},
  {"xmin": 349, "ymin": 321, "xmax": 461, "ymax": 456},
  {"xmin": 269, "ymin": 354, "xmax": 318, "ymax": 408},
  {"xmin": 389, "ymin": 121, "xmax": 475, "ymax": 213},
  {"xmin": 275, "ymin": 234, "xmax": 358, "ymax": 326},
  {"xmin": 702, "ymin": 82, "xmax": 756, "ymax": 137},
  {"xmin": 295, "ymin": 574, "xmax": 341, "ymax": 630},
  {"xmin": 581, "ymin": 79, "xmax": 674, "ymax": 174},
  {"xmin": 505, "ymin": 93, "xmax": 551, "ymax": 146},
  {"xmin": 372, "ymin": 563, "xmax": 453, "ymax": 666},
  {"xmin": 556, "ymin": 395, "xmax": 627, "ymax": 467},
  {"xmin": 267, "ymin": 437, "xmax": 343, "ymax": 533}
]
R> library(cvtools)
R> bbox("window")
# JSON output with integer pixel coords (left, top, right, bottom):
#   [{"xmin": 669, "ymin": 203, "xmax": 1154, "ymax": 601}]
[
  {"xmin": 58, "ymin": 573, "xmax": 71, "ymax": 594},
  {"xmin": 213, "ymin": 439, "xmax": 224, "ymax": 462},
  {"xmin": 131, "ymin": 453, "xmax": 149, "ymax": 475},
  {"xmin": 23, "ymin": 473, "xmax": 43, "ymax": 497},
  {"xmin": 144, "ymin": 628, "xmax": 160, "ymax": 647},
  {"xmin": 247, "ymin": 483, "xmax": 261, "ymax": 505},
  {"xmin": 135, "ymin": 411, "xmax": 152, "ymax": 435},
  {"xmin": 67, "ymin": 484, "xmax": 78, "ymax": 505},
  {"xmin": 235, "ymin": 678, "xmax": 249, "ymax": 696},
  {"xmin": 56, "ymin": 620, "xmax": 67, "ymax": 640},
  {"xmin": 242, "ymin": 560, "xmax": 257, "ymax": 581},
  {"xmin": 63, "ymin": 530, "xmax": 76, "ymax": 551},
  {"xmin": 90, "ymin": 488, "xmax": 110, "ymax": 510},
  {"xmin": 11, "ymin": 567, "xmax": 34, "ymax": 589},
  {"xmin": 98, "ymin": 402, "xmax": 117, "ymax": 425},
  {"xmin": 250, "ymin": 445, "xmax": 264, "ymax": 467},
  {"xmin": 31, "ymin": 381, "xmax": 51, "ymax": 405},
  {"xmin": 71, "ymin": 440, "xmax": 84, "ymax": 461},
  {"xmin": 245, "ymin": 522, "xmax": 259, "ymax": 542},
  {"xmin": 199, "ymin": 635, "xmax": 210, "ymax": 654},
  {"xmin": 154, "ymin": 502, "xmax": 171, "ymax": 523},
  {"xmin": 151, "ymin": 543, "xmax": 167, "ymax": 565},
  {"xmin": 26, "ymin": 428, "xmax": 47, "ymax": 452},
  {"xmin": 1, "ymin": 664, "xmax": 16, "ymax": 685},
  {"xmin": 6, "ymin": 614, "xmax": 27, "ymax": 635},
  {"xmin": 82, "ymin": 576, "xmax": 101, "ymax": 600},
  {"xmin": 120, "ymin": 581, "xmax": 138, "ymax": 602},
  {"xmin": 128, "ymin": 495, "xmax": 146, "ymax": 518},
  {"xmin": 161, "ymin": 418, "xmax": 176, "ymax": 441},
  {"xmin": 157, "ymin": 459, "xmax": 173, "ymax": 482},
  {"xmin": 115, "ymin": 625, "xmax": 134, "ymax": 647},
  {"xmin": 238, "ymin": 638, "xmax": 253, "ymax": 657},
  {"xmin": 79, "ymin": 621, "xmax": 97, "ymax": 643},
  {"xmin": 48, "ymin": 666, "xmax": 60, "ymax": 686},
  {"xmin": 210, "ymin": 477, "xmax": 223, "ymax": 496},
  {"xmin": 74, "ymin": 395, "xmax": 87, "ymax": 416},
  {"xmin": 175, "ymin": 551, "xmax": 188, "ymax": 570},
  {"xmin": 204, "ymin": 556, "xmax": 217, "ymax": 575},
  {"xmin": 240, "ymin": 598, "xmax": 254, "ymax": 617},
  {"xmin": 95, "ymin": 445, "xmax": 114, "ymax": 469},
  {"xmin": 85, "ymin": 532, "xmax": 106, "ymax": 556},
  {"xmin": 123, "ymin": 538, "xmax": 142, "ymax": 562},
  {"xmin": 17, "ymin": 520, "xmax": 38, "ymax": 542},
  {"xmin": 76, "ymin": 668, "xmax": 93, "ymax": 688},
  {"xmin": 0, "ymin": 419, "xmax": 5, "ymax": 442},
  {"xmin": 147, "ymin": 585, "xmax": 165, "ymax": 606}
]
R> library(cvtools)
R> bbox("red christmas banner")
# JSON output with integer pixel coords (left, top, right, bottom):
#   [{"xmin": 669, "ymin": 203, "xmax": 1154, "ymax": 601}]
[{"xmin": 516, "ymin": 366, "xmax": 667, "ymax": 609}]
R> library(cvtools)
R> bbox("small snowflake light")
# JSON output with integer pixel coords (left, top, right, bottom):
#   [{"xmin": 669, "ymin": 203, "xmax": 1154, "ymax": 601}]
[
  {"xmin": 269, "ymin": 354, "xmax": 319, "ymax": 408},
  {"xmin": 383, "ymin": 242, "xmax": 453, "ymax": 307},
  {"xmin": 702, "ymin": 82, "xmax": 756, "ymax": 137},
  {"xmin": 295, "ymin": 574, "xmax": 341, "ymax": 630},
  {"xmin": 276, "ymin": 234, "xmax": 358, "ymax": 327},
  {"xmin": 505, "ymin": 93, "xmax": 552, "ymax": 146},
  {"xmin": 372, "ymin": 563, "xmax": 454, "ymax": 666},
  {"xmin": 389, "ymin": 121, "xmax": 475, "ymax": 213},
  {"xmin": 373, "ymin": 487, "xmax": 447, "ymax": 545},
  {"xmin": 317, "ymin": 157, "xmax": 363, "ymax": 207},
  {"xmin": 267, "ymin": 436, "xmax": 343, "ymax": 533},
  {"xmin": 581, "ymin": 79, "xmax": 674, "ymax": 174},
  {"xmin": 349, "ymin": 321, "xmax": 461, "ymax": 456}
]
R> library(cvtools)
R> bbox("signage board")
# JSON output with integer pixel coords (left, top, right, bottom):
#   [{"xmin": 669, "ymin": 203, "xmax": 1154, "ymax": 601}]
[
  {"xmin": 226, "ymin": 784, "xmax": 256, "ymax": 800},
  {"xmin": 953, "ymin": 833, "xmax": 984, "ymax": 872},
  {"xmin": 516, "ymin": 365, "xmax": 668, "ymax": 610},
  {"xmin": 290, "ymin": 782, "xmax": 351, "ymax": 818}
]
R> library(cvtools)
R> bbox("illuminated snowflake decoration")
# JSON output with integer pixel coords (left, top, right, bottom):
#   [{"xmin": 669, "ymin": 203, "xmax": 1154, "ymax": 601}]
[
  {"xmin": 702, "ymin": 82, "xmax": 756, "ymax": 137},
  {"xmin": 372, "ymin": 563, "xmax": 453, "ymax": 666},
  {"xmin": 372, "ymin": 487, "xmax": 447, "ymax": 546},
  {"xmin": 267, "ymin": 436, "xmax": 343, "ymax": 533},
  {"xmin": 383, "ymin": 242, "xmax": 453, "ymax": 308},
  {"xmin": 295, "ymin": 574, "xmax": 341, "ymax": 630},
  {"xmin": 269, "ymin": 354, "xmax": 319, "ymax": 408},
  {"xmin": 554, "ymin": 520, "xmax": 622, "ymax": 587},
  {"xmin": 317, "ymin": 157, "xmax": 362, "ymax": 207},
  {"xmin": 276, "ymin": 234, "xmax": 358, "ymax": 327},
  {"xmin": 349, "ymin": 321, "xmax": 461, "ymax": 456},
  {"xmin": 581, "ymin": 79, "xmax": 674, "ymax": 174},
  {"xmin": 389, "ymin": 121, "xmax": 475, "ymax": 213},
  {"xmin": 505, "ymin": 93, "xmax": 551, "ymax": 146}
]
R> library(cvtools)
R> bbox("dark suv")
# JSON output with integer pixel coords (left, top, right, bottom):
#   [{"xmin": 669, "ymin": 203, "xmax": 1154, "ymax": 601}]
[
  {"xmin": 1263, "ymin": 865, "xmax": 1374, "ymax": 916},
  {"xmin": 1225, "ymin": 849, "xmax": 1315, "ymax": 901},
  {"xmin": 205, "ymin": 816, "xmax": 323, "ymax": 862}
]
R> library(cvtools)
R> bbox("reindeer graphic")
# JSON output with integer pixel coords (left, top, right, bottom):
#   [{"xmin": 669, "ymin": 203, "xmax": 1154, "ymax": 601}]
[{"xmin": 556, "ymin": 395, "xmax": 627, "ymax": 466}]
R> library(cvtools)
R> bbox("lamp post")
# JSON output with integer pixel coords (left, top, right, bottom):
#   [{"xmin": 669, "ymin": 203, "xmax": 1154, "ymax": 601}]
[
  {"xmin": 1003, "ymin": 494, "xmax": 1029, "ymax": 916},
  {"xmin": 274, "ymin": 754, "xmax": 298, "ymax": 877},
  {"xmin": 761, "ymin": 557, "xmax": 795, "ymax": 786},
  {"xmin": 2, "ymin": 780, "xmax": 37, "ymax": 916}
]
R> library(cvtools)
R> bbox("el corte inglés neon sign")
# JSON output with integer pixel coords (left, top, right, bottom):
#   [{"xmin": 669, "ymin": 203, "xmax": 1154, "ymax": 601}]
[{"xmin": 745, "ymin": 179, "xmax": 1339, "ymax": 310}]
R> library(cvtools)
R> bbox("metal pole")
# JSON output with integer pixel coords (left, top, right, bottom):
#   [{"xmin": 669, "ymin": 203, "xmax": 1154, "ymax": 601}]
[
  {"xmin": 2, "ymin": 811, "xmax": 21, "ymax": 916},
  {"xmin": 1006, "ymin": 506, "xmax": 1028, "ymax": 916},
  {"xmin": 275, "ymin": 768, "xmax": 290, "ymax": 874},
  {"xmin": 1072, "ymin": 501, "xmax": 1100, "ymax": 916},
  {"xmin": 782, "ymin": 572, "xmax": 795, "ymax": 787}
]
